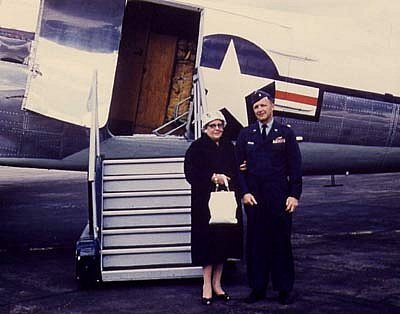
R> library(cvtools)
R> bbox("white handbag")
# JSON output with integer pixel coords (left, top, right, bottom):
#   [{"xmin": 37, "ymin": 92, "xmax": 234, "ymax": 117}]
[{"xmin": 208, "ymin": 179, "xmax": 238, "ymax": 224}]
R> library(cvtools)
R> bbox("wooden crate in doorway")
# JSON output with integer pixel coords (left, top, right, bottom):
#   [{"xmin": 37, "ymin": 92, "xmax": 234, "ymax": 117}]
[{"xmin": 134, "ymin": 32, "xmax": 177, "ymax": 133}]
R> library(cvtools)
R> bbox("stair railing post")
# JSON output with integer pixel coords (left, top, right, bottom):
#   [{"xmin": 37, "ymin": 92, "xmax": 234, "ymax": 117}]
[
  {"xmin": 87, "ymin": 70, "xmax": 99, "ymax": 240},
  {"xmin": 195, "ymin": 67, "xmax": 207, "ymax": 139}
]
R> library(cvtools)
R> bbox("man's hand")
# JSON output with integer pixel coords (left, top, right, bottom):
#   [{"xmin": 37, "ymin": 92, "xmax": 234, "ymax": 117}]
[
  {"xmin": 285, "ymin": 196, "xmax": 299, "ymax": 213},
  {"xmin": 243, "ymin": 193, "xmax": 257, "ymax": 206},
  {"xmin": 239, "ymin": 160, "xmax": 247, "ymax": 171}
]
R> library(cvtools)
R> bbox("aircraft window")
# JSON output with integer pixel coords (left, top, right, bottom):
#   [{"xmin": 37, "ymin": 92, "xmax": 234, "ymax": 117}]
[
  {"xmin": 40, "ymin": 0, "xmax": 125, "ymax": 53},
  {"xmin": 0, "ymin": 27, "xmax": 33, "ymax": 65}
]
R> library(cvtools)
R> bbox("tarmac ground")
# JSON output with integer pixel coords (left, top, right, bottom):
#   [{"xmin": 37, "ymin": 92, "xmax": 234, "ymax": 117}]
[{"xmin": 0, "ymin": 166, "xmax": 399, "ymax": 314}]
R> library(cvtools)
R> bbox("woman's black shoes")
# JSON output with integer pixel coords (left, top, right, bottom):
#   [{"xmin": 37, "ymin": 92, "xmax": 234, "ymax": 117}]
[
  {"xmin": 201, "ymin": 297, "xmax": 212, "ymax": 305},
  {"xmin": 201, "ymin": 292, "xmax": 231, "ymax": 305},
  {"xmin": 213, "ymin": 293, "xmax": 231, "ymax": 301}
]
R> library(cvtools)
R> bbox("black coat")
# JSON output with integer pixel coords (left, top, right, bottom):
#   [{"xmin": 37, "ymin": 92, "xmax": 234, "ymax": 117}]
[{"xmin": 184, "ymin": 134, "xmax": 243, "ymax": 266}]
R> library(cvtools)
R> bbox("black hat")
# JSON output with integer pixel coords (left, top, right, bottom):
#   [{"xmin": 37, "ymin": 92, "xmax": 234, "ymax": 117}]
[{"xmin": 249, "ymin": 81, "xmax": 276, "ymax": 105}]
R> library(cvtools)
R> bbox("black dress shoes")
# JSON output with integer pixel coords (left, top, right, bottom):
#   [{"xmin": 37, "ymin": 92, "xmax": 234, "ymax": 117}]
[
  {"xmin": 244, "ymin": 290, "xmax": 266, "ymax": 304},
  {"xmin": 278, "ymin": 291, "xmax": 294, "ymax": 305}
]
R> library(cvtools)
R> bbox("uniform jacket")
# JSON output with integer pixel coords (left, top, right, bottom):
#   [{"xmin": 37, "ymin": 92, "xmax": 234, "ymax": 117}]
[{"xmin": 236, "ymin": 120, "xmax": 302, "ymax": 201}]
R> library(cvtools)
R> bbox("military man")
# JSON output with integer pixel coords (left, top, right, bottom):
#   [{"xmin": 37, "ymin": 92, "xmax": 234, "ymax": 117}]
[{"xmin": 236, "ymin": 84, "xmax": 302, "ymax": 305}]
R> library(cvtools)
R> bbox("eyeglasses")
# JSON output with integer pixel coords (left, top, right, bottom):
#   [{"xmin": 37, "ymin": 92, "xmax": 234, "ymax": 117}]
[{"xmin": 207, "ymin": 123, "xmax": 224, "ymax": 129}]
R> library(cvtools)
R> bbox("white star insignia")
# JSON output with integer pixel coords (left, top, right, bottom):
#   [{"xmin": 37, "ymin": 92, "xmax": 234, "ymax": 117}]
[{"xmin": 201, "ymin": 39, "xmax": 273, "ymax": 126}]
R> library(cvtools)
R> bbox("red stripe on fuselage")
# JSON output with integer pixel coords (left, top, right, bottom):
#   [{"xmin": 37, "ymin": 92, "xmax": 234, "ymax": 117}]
[{"xmin": 276, "ymin": 90, "xmax": 318, "ymax": 106}]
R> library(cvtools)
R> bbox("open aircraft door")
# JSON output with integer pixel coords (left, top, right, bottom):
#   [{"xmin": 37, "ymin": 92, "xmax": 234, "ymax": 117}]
[
  {"xmin": 107, "ymin": 0, "xmax": 202, "ymax": 136},
  {"xmin": 23, "ymin": 0, "xmax": 126, "ymax": 128}
]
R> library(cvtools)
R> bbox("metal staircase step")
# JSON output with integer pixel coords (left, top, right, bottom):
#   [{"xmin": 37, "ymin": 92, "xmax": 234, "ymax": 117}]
[
  {"xmin": 101, "ymin": 246, "xmax": 192, "ymax": 269},
  {"xmin": 103, "ymin": 208, "xmax": 191, "ymax": 229},
  {"xmin": 103, "ymin": 157, "xmax": 185, "ymax": 176},
  {"xmin": 101, "ymin": 266, "xmax": 202, "ymax": 282},
  {"xmin": 103, "ymin": 173, "xmax": 189, "ymax": 192},
  {"xmin": 103, "ymin": 190, "xmax": 190, "ymax": 210},
  {"xmin": 102, "ymin": 226, "xmax": 191, "ymax": 248}
]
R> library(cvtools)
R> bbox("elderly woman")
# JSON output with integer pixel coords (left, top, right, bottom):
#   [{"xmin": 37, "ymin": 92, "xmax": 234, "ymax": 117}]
[{"xmin": 184, "ymin": 110, "xmax": 243, "ymax": 305}]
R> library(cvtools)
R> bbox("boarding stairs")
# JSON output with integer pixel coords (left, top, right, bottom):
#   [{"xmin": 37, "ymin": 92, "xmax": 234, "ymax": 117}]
[
  {"xmin": 99, "ymin": 157, "xmax": 202, "ymax": 281},
  {"xmin": 76, "ymin": 69, "xmax": 205, "ymax": 284}
]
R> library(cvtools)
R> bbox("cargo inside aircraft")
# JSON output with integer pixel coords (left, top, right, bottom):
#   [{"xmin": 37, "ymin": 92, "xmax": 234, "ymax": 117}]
[{"xmin": 108, "ymin": 0, "xmax": 201, "ymax": 136}]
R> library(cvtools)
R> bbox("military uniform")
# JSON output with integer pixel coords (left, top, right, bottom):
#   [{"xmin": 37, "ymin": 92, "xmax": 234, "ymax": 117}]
[{"xmin": 236, "ymin": 119, "xmax": 302, "ymax": 293}]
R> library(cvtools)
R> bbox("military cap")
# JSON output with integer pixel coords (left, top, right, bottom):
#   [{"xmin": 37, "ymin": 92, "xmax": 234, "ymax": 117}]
[{"xmin": 250, "ymin": 81, "xmax": 276, "ymax": 104}]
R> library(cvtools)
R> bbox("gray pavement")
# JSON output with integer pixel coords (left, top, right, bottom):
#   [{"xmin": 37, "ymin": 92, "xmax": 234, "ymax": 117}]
[{"xmin": 0, "ymin": 166, "xmax": 399, "ymax": 314}]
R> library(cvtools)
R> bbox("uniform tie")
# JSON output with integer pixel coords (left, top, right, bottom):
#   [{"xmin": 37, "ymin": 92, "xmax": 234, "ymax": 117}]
[{"xmin": 261, "ymin": 124, "xmax": 267, "ymax": 140}]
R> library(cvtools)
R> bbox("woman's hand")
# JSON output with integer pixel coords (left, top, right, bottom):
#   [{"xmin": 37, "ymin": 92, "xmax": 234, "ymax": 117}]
[{"xmin": 211, "ymin": 173, "xmax": 231, "ymax": 186}]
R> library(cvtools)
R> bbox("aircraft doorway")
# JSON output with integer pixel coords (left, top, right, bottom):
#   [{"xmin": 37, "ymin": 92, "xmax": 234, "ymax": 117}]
[{"xmin": 109, "ymin": 0, "xmax": 201, "ymax": 135}]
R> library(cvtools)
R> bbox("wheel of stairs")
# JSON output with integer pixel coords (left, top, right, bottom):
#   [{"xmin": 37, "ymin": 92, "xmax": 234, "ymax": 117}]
[{"xmin": 100, "ymin": 157, "xmax": 202, "ymax": 281}]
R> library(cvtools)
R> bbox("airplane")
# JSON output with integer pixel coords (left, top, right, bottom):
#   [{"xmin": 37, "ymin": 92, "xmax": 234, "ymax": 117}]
[
  {"xmin": 1, "ymin": 0, "xmax": 399, "ymax": 174},
  {"xmin": 1, "ymin": 0, "xmax": 399, "ymax": 283}
]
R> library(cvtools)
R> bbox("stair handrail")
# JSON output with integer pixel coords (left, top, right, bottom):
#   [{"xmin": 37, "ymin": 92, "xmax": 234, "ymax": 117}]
[
  {"xmin": 152, "ymin": 96, "xmax": 191, "ymax": 136},
  {"xmin": 152, "ymin": 111, "xmax": 189, "ymax": 136},
  {"xmin": 151, "ymin": 67, "xmax": 207, "ymax": 139},
  {"xmin": 87, "ymin": 70, "xmax": 101, "ymax": 240},
  {"xmin": 173, "ymin": 96, "xmax": 192, "ymax": 119}
]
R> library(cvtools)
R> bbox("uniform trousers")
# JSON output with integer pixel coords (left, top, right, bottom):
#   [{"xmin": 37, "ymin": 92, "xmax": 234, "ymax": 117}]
[{"xmin": 245, "ymin": 179, "xmax": 294, "ymax": 292}]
